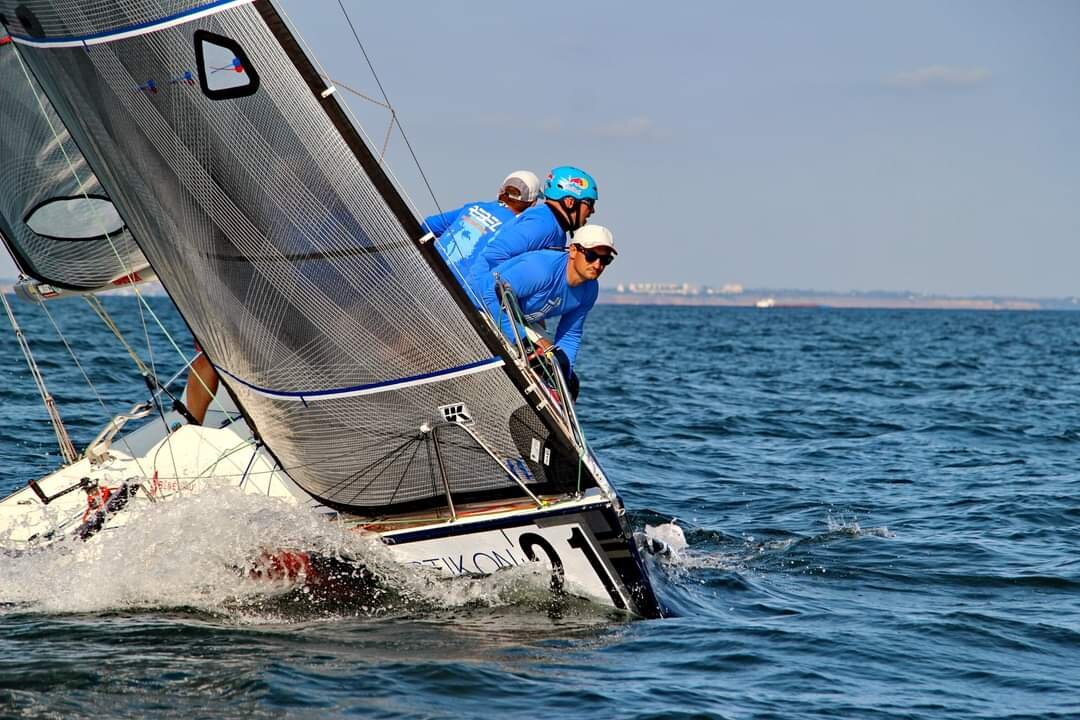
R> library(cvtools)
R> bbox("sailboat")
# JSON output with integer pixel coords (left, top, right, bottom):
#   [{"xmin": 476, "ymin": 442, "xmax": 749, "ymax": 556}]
[{"xmin": 0, "ymin": 1, "xmax": 662, "ymax": 617}]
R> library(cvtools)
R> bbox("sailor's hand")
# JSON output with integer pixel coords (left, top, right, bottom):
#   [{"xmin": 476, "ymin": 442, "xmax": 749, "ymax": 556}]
[{"xmin": 527, "ymin": 339, "xmax": 554, "ymax": 362}]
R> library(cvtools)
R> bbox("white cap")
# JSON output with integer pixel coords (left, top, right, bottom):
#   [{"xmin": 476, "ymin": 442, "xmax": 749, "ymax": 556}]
[
  {"xmin": 500, "ymin": 170, "xmax": 542, "ymax": 203},
  {"xmin": 572, "ymin": 224, "xmax": 617, "ymax": 255}
]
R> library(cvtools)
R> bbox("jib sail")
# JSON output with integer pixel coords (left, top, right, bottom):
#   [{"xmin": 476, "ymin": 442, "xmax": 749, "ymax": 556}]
[{"xmin": 0, "ymin": 34, "xmax": 149, "ymax": 293}]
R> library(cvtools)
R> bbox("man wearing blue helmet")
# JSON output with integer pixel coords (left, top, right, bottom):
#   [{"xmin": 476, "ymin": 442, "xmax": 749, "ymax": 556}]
[
  {"xmin": 422, "ymin": 170, "xmax": 541, "ymax": 293},
  {"xmin": 464, "ymin": 165, "xmax": 597, "ymax": 304}
]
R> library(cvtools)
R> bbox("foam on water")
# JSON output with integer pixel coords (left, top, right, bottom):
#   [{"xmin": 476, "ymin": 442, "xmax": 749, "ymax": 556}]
[
  {"xmin": 644, "ymin": 521, "xmax": 688, "ymax": 558},
  {"xmin": 643, "ymin": 520, "xmax": 744, "ymax": 573},
  {"xmin": 0, "ymin": 486, "xmax": 567, "ymax": 620},
  {"xmin": 825, "ymin": 511, "xmax": 894, "ymax": 538},
  {"xmin": 640, "ymin": 512, "xmax": 896, "ymax": 582}
]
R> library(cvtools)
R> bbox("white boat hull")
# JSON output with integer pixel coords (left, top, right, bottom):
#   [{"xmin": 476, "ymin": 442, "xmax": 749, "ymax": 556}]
[
  {"xmin": 378, "ymin": 495, "xmax": 659, "ymax": 616},
  {"xmin": 0, "ymin": 397, "xmax": 661, "ymax": 617}
]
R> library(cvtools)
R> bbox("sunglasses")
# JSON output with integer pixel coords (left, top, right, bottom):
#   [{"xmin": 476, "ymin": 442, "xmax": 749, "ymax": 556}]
[{"xmin": 576, "ymin": 245, "xmax": 615, "ymax": 267}]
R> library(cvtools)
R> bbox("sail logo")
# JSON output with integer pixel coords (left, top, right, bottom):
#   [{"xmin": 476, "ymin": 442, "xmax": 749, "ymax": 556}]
[{"xmin": 439, "ymin": 403, "xmax": 474, "ymax": 426}]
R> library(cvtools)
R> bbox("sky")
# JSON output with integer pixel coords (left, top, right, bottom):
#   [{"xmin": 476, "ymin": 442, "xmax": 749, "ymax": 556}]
[
  {"xmin": 5, "ymin": 0, "xmax": 1079, "ymax": 297},
  {"xmin": 274, "ymin": 0, "xmax": 1079, "ymax": 298}
]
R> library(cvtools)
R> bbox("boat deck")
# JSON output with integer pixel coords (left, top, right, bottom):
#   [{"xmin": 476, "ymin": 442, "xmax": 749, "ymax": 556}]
[{"xmin": 345, "ymin": 492, "xmax": 588, "ymax": 534}]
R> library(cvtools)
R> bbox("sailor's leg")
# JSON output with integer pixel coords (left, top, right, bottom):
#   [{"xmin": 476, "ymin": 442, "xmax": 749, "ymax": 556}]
[{"xmin": 185, "ymin": 352, "xmax": 220, "ymax": 425}]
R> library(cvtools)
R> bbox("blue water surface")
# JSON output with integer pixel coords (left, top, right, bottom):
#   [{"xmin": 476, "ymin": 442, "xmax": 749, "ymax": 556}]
[{"xmin": 1, "ymin": 298, "xmax": 1078, "ymax": 719}]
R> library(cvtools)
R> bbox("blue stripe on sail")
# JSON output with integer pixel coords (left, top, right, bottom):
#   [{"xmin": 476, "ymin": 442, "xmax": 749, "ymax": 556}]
[
  {"xmin": 8, "ymin": 0, "xmax": 251, "ymax": 46},
  {"xmin": 216, "ymin": 357, "xmax": 505, "ymax": 402}
]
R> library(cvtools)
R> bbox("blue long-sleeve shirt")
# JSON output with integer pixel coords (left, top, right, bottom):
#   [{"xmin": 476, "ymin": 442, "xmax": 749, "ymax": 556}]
[
  {"xmin": 465, "ymin": 203, "xmax": 566, "ymax": 301},
  {"xmin": 479, "ymin": 249, "xmax": 598, "ymax": 371},
  {"xmin": 422, "ymin": 200, "xmax": 516, "ymax": 290}
]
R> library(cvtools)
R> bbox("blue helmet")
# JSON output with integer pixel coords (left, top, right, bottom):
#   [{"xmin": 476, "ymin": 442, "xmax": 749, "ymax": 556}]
[{"xmin": 544, "ymin": 166, "xmax": 598, "ymax": 203}]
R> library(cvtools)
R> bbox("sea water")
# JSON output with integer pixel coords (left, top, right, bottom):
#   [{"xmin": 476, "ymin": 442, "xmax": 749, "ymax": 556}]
[{"xmin": 1, "ymin": 298, "xmax": 1077, "ymax": 719}]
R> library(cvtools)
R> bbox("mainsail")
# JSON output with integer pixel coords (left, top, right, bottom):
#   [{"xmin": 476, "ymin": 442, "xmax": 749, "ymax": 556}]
[
  {"xmin": 0, "ymin": 34, "xmax": 149, "ymax": 294},
  {"xmin": 0, "ymin": 1, "xmax": 596, "ymax": 513}
]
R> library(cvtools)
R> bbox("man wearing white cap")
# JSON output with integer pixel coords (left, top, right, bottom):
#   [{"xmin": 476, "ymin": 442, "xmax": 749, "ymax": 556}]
[
  {"xmin": 478, "ymin": 224, "xmax": 617, "ymax": 398},
  {"xmin": 422, "ymin": 170, "xmax": 541, "ymax": 292}
]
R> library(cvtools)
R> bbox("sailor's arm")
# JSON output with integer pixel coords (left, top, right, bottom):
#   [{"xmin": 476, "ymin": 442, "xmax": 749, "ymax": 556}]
[
  {"xmin": 551, "ymin": 285, "xmax": 597, "ymax": 372},
  {"xmin": 482, "ymin": 256, "xmax": 548, "ymax": 347},
  {"xmin": 421, "ymin": 203, "xmax": 465, "ymax": 237},
  {"xmin": 552, "ymin": 308, "xmax": 586, "ymax": 372}
]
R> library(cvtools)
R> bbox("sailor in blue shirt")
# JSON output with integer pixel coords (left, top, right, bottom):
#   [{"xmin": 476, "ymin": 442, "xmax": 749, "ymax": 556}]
[
  {"xmin": 479, "ymin": 225, "xmax": 616, "ymax": 397},
  {"xmin": 422, "ymin": 170, "xmax": 540, "ymax": 293},
  {"xmin": 465, "ymin": 165, "xmax": 598, "ymax": 305}
]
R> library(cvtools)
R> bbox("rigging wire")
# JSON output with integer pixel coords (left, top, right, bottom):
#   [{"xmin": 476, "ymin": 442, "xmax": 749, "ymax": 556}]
[
  {"xmin": 269, "ymin": 4, "xmax": 499, "ymax": 364},
  {"xmin": 273, "ymin": 2, "xmax": 445, "ymax": 229},
  {"xmin": 500, "ymin": 284, "xmax": 587, "ymax": 492},
  {"xmin": 83, "ymin": 295, "xmax": 151, "ymax": 377},
  {"xmin": 129, "ymin": 285, "xmax": 183, "ymax": 477},
  {"xmin": 10, "ymin": 44, "xmax": 234, "ymax": 439},
  {"xmin": 334, "ymin": 0, "xmax": 443, "ymax": 217},
  {"xmin": 147, "ymin": 428, "xmax": 258, "ymax": 491},
  {"xmin": 317, "ymin": 76, "xmax": 395, "ymax": 159},
  {"xmin": 0, "ymin": 293, "xmax": 78, "ymax": 464},
  {"xmin": 320, "ymin": 76, "xmax": 389, "ymax": 109},
  {"xmin": 317, "ymin": 6, "xmax": 544, "ymax": 355},
  {"xmin": 33, "ymin": 299, "xmax": 150, "ymax": 477}
]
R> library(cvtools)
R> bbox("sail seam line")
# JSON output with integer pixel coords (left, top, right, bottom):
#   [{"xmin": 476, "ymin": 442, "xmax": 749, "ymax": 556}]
[
  {"xmin": 217, "ymin": 357, "xmax": 506, "ymax": 402},
  {"xmin": 7, "ymin": 0, "xmax": 254, "ymax": 48}
]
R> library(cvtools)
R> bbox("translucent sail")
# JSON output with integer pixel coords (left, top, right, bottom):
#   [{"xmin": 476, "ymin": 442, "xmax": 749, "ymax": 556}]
[
  {"xmin": 0, "ymin": 1, "xmax": 593, "ymax": 512},
  {"xmin": 0, "ymin": 34, "xmax": 149, "ymax": 292}
]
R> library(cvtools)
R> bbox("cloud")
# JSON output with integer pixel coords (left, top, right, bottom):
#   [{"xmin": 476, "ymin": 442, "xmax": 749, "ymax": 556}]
[
  {"xmin": 886, "ymin": 65, "xmax": 991, "ymax": 90},
  {"xmin": 537, "ymin": 117, "xmax": 563, "ymax": 133},
  {"xmin": 586, "ymin": 115, "xmax": 670, "ymax": 142},
  {"xmin": 473, "ymin": 113, "xmax": 562, "ymax": 133},
  {"xmin": 474, "ymin": 113, "xmax": 669, "ymax": 142},
  {"xmin": 474, "ymin": 112, "xmax": 520, "ymax": 128}
]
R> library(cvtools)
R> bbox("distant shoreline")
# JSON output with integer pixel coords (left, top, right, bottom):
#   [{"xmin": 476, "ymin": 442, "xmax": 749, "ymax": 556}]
[
  {"xmin": 3, "ymin": 278, "xmax": 1075, "ymax": 311},
  {"xmin": 599, "ymin": 289, "xmax": 1080, "ymax": 311}
]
